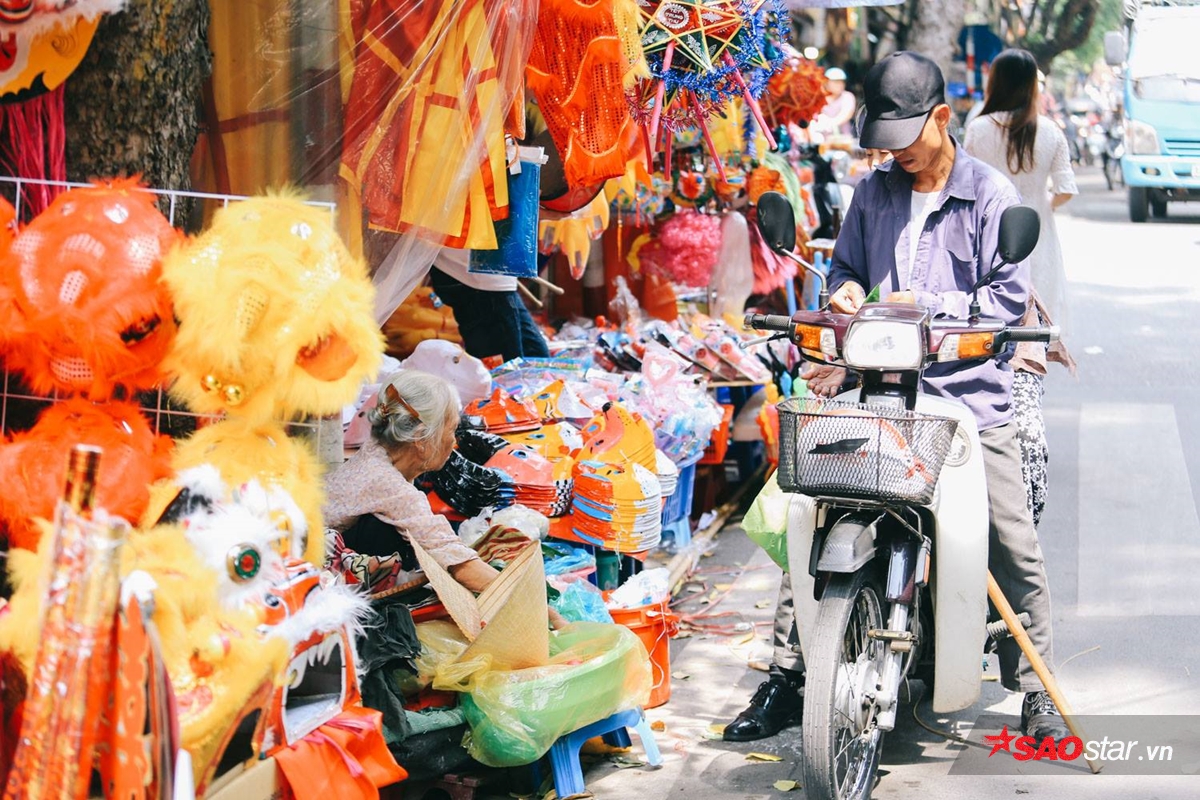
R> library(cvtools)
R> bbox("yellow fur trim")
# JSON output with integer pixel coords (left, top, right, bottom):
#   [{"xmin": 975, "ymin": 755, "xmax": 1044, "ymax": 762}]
[
  {"xmin": 0, "ymin": 523, "xmax": 288, "ymax": 790},
  {"xmin": 162, "ymin": 194, "xmax": 383, "ymax": 424},
  {"xmin": 171, "ymin": 419, "xmax": 327, "ymax": 566}
]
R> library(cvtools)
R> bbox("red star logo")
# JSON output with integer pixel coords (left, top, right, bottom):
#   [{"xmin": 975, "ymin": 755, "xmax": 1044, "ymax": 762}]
[{"xmin": 983, "ymin": 725, "xmax": 1018, "ymax": 756}]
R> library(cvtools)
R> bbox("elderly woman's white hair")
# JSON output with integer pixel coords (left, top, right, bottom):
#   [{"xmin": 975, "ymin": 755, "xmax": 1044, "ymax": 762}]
[{"xmin": 367, "ymin": 370, "xmax": 461, "ymax": 448}]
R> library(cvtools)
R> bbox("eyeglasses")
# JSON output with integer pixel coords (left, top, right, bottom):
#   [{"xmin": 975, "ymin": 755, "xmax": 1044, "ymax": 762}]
[{"xmin": 381, "ymin": 383, "xmax": 422, "ymax": 424}]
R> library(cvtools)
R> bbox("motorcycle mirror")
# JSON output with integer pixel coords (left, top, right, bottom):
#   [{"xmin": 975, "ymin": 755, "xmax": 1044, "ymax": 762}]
[
  {"xmin": 756, "ymin": 191, "xmax": 796, "ymax": 254},
  {"xmin": 996, "ymin": 204, "xmax": 1040, "ymax": 266},
  {"xmin": 1104, "ymin": 30, "xmax": 1126, "ymax": 67},
  {"xmin": 969, "ymin": 204, "xmax": 1040, "ymax": 317}
]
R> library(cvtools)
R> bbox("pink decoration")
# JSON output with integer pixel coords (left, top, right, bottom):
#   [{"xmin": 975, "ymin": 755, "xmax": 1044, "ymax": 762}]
[{"xmin": 638, "ymin": 211, "xmax": 723, "ymax": 288}]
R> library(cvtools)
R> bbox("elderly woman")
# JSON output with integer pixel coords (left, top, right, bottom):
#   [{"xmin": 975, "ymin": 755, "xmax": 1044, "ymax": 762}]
[{"xmin": 324, "ymin": 369, "xmax": 499, "ymax": 592}]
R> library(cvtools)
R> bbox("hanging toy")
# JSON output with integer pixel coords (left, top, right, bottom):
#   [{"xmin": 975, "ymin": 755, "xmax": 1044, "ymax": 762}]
[
  {"xmin": 160, "ymin": 195, "xmax": 384, "ymax": 566},
  {"xmin": 628, "ymin": 0, "xmax": 786, "ymax": 176},
  {"xmin": 525, "ymin": 0, "xmax": 648, "ymax": 189},
  {"xmin": 0, "ymin": 1, "xmax": 125, "ymax": 217},
  {"xmin": 537, "ymin": 193, "xmax": 610, "ymax": 280},
  {"xmin": 0, "ymin": 179, "xmax": 179, "ymax": 550},
  {"xmin": 762, "ymin": 52, "xmax": 829, "ymax": 130},
  {"xmin": 636, "ymin": 210, "xmax": 723, "ymax": 288},
  {"xmin": 672, "ymin": 166, "xmax": 715, "ymax": 208}
]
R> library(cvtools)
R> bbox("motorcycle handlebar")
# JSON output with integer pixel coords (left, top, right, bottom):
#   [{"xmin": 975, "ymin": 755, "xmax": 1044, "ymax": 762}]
[
  {"xmin": 1004, "ymin": 325, "xmax": 1060, "ymax": 344},
  {"xmin": 744, "ymin": 313, "xmax": 793, "ymax": 332}
]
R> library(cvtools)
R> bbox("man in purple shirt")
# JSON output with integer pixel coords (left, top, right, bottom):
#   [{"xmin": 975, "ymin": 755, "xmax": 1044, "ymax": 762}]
[{"xmin": 725, "ymin": 52, "xmax": 1069, "ymax": 745}]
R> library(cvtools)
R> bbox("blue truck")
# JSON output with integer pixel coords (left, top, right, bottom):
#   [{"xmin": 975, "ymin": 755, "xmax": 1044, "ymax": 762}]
[{"xmin": 1106, "ymin": 1, "xmax": 1200, "ymax": 221}]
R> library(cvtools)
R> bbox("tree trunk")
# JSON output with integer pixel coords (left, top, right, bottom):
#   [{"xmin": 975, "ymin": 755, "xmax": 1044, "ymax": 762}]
[
  {"xmin": 1027, "ymin": 0, "xmax": 1099, "ymax": 71},
  {"xmin": 906, "ymin": 0, "xmax": 966, "ymax": 87},
  {"xmin": 824, "ymin": 9, "xmax": 853, "ymax": 67},
  {"xmin": 63, "ymin": 0, "xmax": 211, "ymax": 223}
]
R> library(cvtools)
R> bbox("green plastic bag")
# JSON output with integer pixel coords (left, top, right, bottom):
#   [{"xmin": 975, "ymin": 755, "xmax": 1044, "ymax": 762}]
[
  {"xmin": 743, "ymin": 472, "xmax": 791, "ymax": 570},
  {"xmin": 435, "ymin": 622, "xmax": 651, "ymax": 767}
]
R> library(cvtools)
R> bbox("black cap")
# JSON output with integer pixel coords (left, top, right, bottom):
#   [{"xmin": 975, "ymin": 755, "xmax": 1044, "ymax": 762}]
[{"xmin": 859, "ymin": 51, "xmax": 946, "ymax": 151}]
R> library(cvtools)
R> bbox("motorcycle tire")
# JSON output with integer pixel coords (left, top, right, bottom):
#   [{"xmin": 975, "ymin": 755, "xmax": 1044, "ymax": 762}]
[
  {"xmin": 802, "ymin": 569, "xmax": 888, "ymax": 800},
  {"xmin": 1151, "ymin": 195, "xmax": 1167, "ymax": 219}
]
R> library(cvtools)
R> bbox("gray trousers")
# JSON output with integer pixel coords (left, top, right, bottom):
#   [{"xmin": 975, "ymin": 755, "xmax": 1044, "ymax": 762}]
[
  {"xmin": 771, "ymin": 421, "xmax": 1054, "ymax": 693},
  {"xmin": 982, "ymin": 422, "xmax": 1055, "ymax": 692}
]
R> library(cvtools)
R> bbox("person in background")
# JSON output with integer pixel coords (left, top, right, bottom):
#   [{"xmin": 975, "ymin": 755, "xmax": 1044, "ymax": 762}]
[
  {"xmin": 965, "ymin": 47, "xmax": 1078, "ymax": 527},
  {"xmin": 813, "ymin": 67, "xmax": 857, "ymax": 136},
  {"xmin": 429, "ymin": 247, "xmax": 550, "ymax": 363}
]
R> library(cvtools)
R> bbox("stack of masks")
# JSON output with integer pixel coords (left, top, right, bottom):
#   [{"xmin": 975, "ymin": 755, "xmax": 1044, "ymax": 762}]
[
  {"xmin": 655, "ymin": 450, "xmax": 679, "ymax": 499},
  {"xmin": 422, "ymin": 430, "xmax": 570, "ymax": 518},
  {"xmin": 568, "ymin": 402, "xmax": 664, "ymax": 552},
  {"xmin": 464, "ymin": 388, "xmax": 540, "ymax": 434},
  {"xmin": 570, "ymin": 460, "xmax": 663, "ymax": 552}
]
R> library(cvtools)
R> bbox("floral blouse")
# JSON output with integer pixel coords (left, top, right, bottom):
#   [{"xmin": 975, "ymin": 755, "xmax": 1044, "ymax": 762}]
[{"xmin": 323, "ymin": 438, "xmax": 478, "ymax": 571}]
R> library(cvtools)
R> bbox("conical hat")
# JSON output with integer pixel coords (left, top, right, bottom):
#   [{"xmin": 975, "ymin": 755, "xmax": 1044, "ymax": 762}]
[{"xmin": 406, "ymin": 537, "xmax": 550, "ymax": 669}]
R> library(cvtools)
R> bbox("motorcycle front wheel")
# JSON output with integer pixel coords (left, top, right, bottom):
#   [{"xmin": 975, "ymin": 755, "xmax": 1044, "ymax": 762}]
[{"xmin": 802, "ymin": 569, "xmax": 888, "ymax": 800}]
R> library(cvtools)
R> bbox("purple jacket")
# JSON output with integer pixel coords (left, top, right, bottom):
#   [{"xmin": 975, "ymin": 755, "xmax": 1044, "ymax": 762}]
[{"xmin": 829, "ymin": 143, "xmax": 1030, "ymax": 431}]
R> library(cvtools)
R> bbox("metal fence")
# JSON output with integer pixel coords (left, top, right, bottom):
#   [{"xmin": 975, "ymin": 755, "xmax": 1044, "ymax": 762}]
[{"xmin": 0, "ymin": 176, "xmax": 343, "ymax": 460}]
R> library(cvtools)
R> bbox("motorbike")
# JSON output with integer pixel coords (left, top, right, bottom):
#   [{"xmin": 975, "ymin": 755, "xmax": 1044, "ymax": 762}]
[
  {"xmin": 746, "ymin": 192, "xmax": 1057, "ymax": 800},
  {"xmin": 1102, "ymin": 121, "xmax": 1125, "ymax": 191},
  {"xmin": 797, "ymin": 142, "xmax": 853, "ymax": 241}
]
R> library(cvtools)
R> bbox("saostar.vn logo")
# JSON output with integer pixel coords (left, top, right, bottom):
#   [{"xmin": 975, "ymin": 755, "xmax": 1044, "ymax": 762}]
[{"xmin": 982, "ymin": 725, "xmax": 1174, "ymax": 763}]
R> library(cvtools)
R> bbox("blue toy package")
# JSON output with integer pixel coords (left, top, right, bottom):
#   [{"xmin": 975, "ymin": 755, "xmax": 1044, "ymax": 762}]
[{"xmin": 469, "ymin": 152, "xmax": 541, "ymax": 278}]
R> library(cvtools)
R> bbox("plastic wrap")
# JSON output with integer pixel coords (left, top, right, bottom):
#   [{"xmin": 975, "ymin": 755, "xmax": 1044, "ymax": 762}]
[
  {"xmin": 339, "ymin": 0, "xmax": 538, "ymax": 322},
  {"xmin": 623, "ymin": 342, "xmax": 723, "ymax": 464},
  {"xmin": 185, "ymin": 1, "xmax": 589, "ymax": 329},
  {"xmin": 742, "ymin": 471, "xmax": 790, "ymax": 570},
  {"xmin": 434, "ymin": 622, "xmax": 651, "ymax": 767},
  {"xmin": 708, "ymin": 211, "xmax": 755, "ymax": 320},
  {"xmin": 606, "ymin": 568, "xmax": 670, "ymax": 609},
  {"xmin": 551, "ymin": 581, "xmax": 614, "ymax": 624},
  {"xmin": 413, "ymin": 620, "xmax": 471, "ymax": 689}
]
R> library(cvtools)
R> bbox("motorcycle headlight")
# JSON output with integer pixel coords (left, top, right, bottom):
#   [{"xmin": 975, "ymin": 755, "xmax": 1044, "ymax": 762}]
[
  {"xmin": 842, "ymin": 319, "xmax": 925, "ymax": 370},
  {"xmin": 1125, "ymin": 119, "xmax": 1160, "ymax": 155}
]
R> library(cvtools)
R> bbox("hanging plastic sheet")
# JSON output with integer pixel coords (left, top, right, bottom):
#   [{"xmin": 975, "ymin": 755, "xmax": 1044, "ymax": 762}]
[{"xmin": 339, "ymin": 0, "xmax": 537, "ymax": 323}]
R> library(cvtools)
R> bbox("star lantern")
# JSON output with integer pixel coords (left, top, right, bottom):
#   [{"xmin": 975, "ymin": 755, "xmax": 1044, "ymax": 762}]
[
  {"xmin": 628, "ymin": 0, "xmax": 785, "ymax": 181},
  {"xmin": 763, "ymin": 55, "xmax": 829, "ymax": 130}
]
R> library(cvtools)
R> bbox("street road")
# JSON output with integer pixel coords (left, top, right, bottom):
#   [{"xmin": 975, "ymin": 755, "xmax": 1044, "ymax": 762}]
[{"xmin": 584, "ymin": 170, "xmax": 1200, "ymax": 799}]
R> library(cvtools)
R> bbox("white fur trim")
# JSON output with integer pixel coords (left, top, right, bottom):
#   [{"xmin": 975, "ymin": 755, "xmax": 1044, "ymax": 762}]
[{"xmin": 267, "ymin": 579, "xmax": 370, "ymax": 646}]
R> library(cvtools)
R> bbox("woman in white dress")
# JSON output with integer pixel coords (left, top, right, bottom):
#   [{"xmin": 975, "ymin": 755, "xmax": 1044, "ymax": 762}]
[{"xmin": 965, "ymin": 48, "xmax": 1077, "ymax": 526}]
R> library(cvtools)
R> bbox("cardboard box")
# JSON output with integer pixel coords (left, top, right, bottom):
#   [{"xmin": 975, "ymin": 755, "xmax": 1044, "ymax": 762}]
[{"xmin": 205, "ymin": 758, "xmax": 286, "ymax": 800}]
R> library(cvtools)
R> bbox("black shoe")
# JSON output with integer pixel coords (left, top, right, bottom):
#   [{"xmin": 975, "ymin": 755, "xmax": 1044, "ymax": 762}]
[
  {"xmin": 1021, "ymin": 691, "xmax": 1070, "ymax": 741},
  {"xmin": 723, "ymin": 675, "xmax": 803, "ymax": 742}
]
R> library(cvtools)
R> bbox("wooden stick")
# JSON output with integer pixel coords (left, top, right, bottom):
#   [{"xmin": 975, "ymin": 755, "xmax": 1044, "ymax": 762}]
[
  {"xmin": 986, "ymin": 571, "xmax": 1103, "ymax": 774},
  {"xmin": 649, "ymin": 41, "xmax": 676, "ymax": 147},
  {"xmin": 529, "ymin": 274, "xmax": 565, "ymax": 295},
  {"xmin": 516, "ymin": 280, "xmax": 544, "ymax": 308},
  {"xmin": 723, "ymin": 53, "xmax": 777, "ymax": 150},
  {"xmin": 691, "ymin": 92, "xmax": 727, "ymax": 182}
]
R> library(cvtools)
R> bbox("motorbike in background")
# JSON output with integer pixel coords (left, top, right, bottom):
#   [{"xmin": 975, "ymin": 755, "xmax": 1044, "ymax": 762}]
[
  {"xmin": 797, "ymin": 143, "xmax": 853, "ymax": 240},
  {"xmin": 1102, "ymin": 121, "xmax": 1125, "ymax": 191},
  {"xmin": 747, "ymin": 192, "xmax": 1057, "ymax": 800}
]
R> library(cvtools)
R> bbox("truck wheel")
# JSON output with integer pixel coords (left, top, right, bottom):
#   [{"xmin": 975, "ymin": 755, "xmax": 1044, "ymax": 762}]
[
  {"xmin": 1150, "ymin": 195, "xmax": 1168, "ymax": 218},
  {"xmin": 1129, "ymin": 187, "xmax": 1149, "ymax": 223}
]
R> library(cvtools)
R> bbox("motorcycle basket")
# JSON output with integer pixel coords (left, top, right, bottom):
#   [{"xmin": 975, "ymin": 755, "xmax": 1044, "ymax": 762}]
[{"xmin": 776, "ymin": 398, "xmax": 958, "ymax": 505}]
